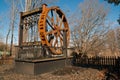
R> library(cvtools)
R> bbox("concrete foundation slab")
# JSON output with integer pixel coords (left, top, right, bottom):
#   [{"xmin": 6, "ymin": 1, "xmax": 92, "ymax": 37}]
[{"xmin": 15, "ymin": 57, "xmax": 72, "ymax": 75}]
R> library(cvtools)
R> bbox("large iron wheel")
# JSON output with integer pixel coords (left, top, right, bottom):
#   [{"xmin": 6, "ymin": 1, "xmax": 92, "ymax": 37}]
[{"xmin": 38, "ymin": 4, "xmax": 70, "ymax": 55}]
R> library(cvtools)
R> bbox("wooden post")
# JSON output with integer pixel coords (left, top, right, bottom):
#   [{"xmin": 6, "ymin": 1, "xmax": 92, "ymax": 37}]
[
  {"xmin": 63, "ymin": 30, "xmax": 67, "ymax": 66},
  {"xmin": 18, "ymin": 12, "xmax": 23, "ymax": 59},
  {"xmin": 19, "ymin": 12, "xmax": 23, "ymax": 46}
]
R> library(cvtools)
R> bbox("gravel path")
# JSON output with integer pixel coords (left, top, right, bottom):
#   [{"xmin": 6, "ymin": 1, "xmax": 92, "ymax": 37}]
[{"xmin": 0, "ymin": 64, "xmax": 104, "ymax": 80}]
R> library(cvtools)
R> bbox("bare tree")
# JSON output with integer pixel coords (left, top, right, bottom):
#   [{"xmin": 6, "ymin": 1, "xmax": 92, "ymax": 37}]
[
  {"xmin": 28, "ymin": 0, "xmax": 59, "ymax": 10},
  {"xmin": 0, "ymin": 34, "xmax": 3, "ymax": 42},
  {"xmin": 105, "ymin": 29, "xmax": 119, "ymax": 56},
  {"xmin": 24, "ymin": 0, "xmax": 59, "ymax": 11},
  {"xmin": 0, "ymin": 24, "xmax": 3, "ymax": 42},
  {"xmin": 5, "ymin": 0, "xmax": 18, "ymax": 56},
  {"xmin": 114, "ymin": 27, "xmax": 120, "ymax": 56},
  {"xmin": 71, "ymin": 0, "xmax": 109, "ymax": 56},
  {"xmin": 9, "ymin": 1, "xmax": 16, "ymax": 56}
]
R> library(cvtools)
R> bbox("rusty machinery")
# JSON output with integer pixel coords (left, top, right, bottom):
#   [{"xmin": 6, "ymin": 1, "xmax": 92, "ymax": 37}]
[{"xmin": 18, "ymin": 4, "xmax": 70, "ymax": 58}]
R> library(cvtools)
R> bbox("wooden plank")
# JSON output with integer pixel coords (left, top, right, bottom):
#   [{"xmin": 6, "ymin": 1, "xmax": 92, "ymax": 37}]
[{"xmin": 22, "ymin": 8, "xmax": 42, "ymax": 17}]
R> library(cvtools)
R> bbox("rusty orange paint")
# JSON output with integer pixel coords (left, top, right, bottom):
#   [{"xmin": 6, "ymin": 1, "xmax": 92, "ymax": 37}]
[{"xmin": 38, "ymin": 4, "xmax": 70, "ymax": 55}]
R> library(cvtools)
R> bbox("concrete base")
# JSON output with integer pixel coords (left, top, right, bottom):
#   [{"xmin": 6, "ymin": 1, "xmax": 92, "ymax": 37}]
[{"xmin": 15, "ymin": 57, "xmax": 72, "ymax": 75}]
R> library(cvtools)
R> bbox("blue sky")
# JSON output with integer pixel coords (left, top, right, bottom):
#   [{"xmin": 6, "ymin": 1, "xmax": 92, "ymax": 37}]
[
  {"xmin": 0, "ymin": 0, "xmax": 9, "ymax": 12},
  {"xmin": 0, "ymin": 0, "xmax": 120, "ymax": 44}
]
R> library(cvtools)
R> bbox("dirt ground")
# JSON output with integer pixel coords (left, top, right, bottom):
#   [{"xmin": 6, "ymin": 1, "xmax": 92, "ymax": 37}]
[{"xmin": 0, "ymin": 63, "xmax": 105, "ymax": 80}]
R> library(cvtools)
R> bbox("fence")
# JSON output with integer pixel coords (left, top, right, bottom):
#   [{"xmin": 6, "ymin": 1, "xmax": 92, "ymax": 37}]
[
  {"xmin": 0, "ymin": 57, "xmax": 14, "ymax": 64},
  {"xmin": 72, "ymin": 54, "xmax": 120, "ymax": 70}
]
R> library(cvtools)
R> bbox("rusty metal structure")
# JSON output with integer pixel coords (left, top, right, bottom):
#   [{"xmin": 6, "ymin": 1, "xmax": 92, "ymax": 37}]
[
  {"xmin": 38, "ymin": 4, "xmax": 70, "ymax": 55},
  {"xmin": 15, "ymin": 4, "xmax": 71, "ymax": 75},
  {"xmin": 17, "ymin": 4, "xmax": 70, "ymax": 59}
]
